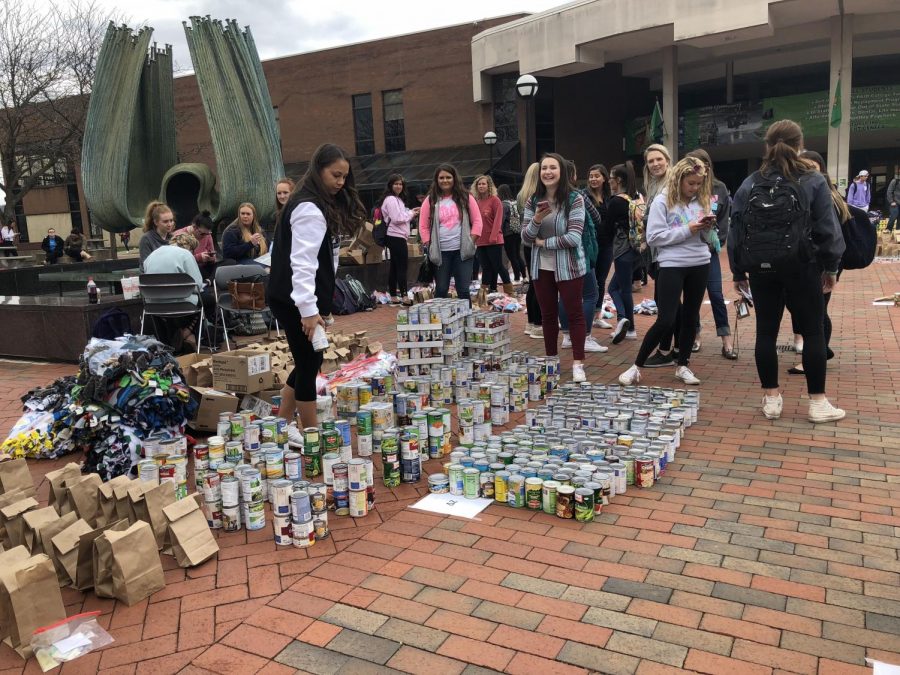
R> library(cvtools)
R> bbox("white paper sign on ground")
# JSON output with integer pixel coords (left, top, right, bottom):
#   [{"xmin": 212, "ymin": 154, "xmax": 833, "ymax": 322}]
[
  {"xmin": 409, "ymin": 493, "xmax": 493, "ymax": 519},
  {"xmin": 868, "ymin": 659, "xmax": 900, "ymax": 675}
]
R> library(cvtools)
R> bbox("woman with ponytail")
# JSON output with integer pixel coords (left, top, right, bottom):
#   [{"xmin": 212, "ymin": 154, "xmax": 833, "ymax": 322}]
[
  {"xmin": 729, "ymin": 120, "xmax": 846, "ymax": 423},
  {"xmin": 607, "ymin": 161, "xmax": 641, "ymax": 344}
]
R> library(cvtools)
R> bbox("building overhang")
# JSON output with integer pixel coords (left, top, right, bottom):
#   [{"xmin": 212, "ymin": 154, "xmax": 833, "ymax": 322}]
[{"xmin": 471, "ymin": 0, "xmax": 900, "ymax": 101}]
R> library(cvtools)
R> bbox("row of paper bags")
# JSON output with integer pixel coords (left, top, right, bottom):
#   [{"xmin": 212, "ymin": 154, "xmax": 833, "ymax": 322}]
[{"xmin": 0, "ymin": 459, "xmax": 220, "ymax": 659}]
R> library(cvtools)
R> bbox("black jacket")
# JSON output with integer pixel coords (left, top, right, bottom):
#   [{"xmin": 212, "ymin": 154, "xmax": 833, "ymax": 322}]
[{"xmin": 267, "ymin": 186, "xmax": 335, "ymax": 317}]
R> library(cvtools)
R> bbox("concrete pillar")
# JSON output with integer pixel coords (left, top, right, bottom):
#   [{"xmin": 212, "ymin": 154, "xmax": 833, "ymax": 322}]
[
  {"xmin": 662, "ymin": 46, "xmax": 678, "ymax": 160},
  {"xmin": 827, "ymin": 14, "xmax": 853, "ymax": 190},
  {"xmin": 726, "ymin": 62, "xmax": 734, "ymax": 104}
]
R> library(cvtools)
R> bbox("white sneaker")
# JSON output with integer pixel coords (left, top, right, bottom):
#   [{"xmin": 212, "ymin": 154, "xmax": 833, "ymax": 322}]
[
  {"xmin": 611, "ymin": 319, "xmax": 630, "ymax": 344},
  {"xmin": 572, "ymin": 363, "xmax": 587, "ymax": 383},
  {"xmin": 529, "ymin": 325, "xmax": 543, "ymax": 339},
  {"xmin": 794, "ymin": 339, "xmax": 804, "ymax": 354},
  {"xmin": 584, "ymin": 336, "xmax": 608, "ymax": 353},
  {"xmin": 625, "ymin": 331, "xmax": 638, "ymax": 340},
  {"xmin": 593, "ymin": 317, "xmax": 612, "ymax": 329},
  {"xmin": 561, "ymin": 334, "xmax": 572, "ymax": 348},
  {"xmin": 618, "ymin": 364, "xmax": 640, "ymax": 385},
  {"xmin": 808, "ymin": 398, "xmax": 845, "ymax": 423},
  {"xmin": 675, "ymin": 365, "xmax": 701, "ymax": 385},
  {"xmin": 287, "ymin": 422, "xmax": 304, "ymax": 448},
  {"xmin": 762, "ymin": 394, "xmax": 783, "ymax": 420}
]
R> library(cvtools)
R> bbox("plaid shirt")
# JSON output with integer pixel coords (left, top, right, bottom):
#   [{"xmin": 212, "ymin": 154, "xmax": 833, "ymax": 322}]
[{"xmin": 522, "ymin": 192, "xmax": 586, "ymax": 281}]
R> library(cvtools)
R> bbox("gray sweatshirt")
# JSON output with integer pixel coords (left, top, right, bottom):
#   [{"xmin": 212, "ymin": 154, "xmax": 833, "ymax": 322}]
[{"xmin": 645, "ymin": 189, "xmax": 711, "ymax": 268}]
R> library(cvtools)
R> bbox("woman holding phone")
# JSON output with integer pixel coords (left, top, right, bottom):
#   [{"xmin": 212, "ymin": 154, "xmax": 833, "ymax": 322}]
[
  {"xmin": 619, "ymin": 156, "xmax": 713, "ymax": 386},
  {"xmin": 522, "ymin": 153, "xmax": 589, "ymax": 383}
]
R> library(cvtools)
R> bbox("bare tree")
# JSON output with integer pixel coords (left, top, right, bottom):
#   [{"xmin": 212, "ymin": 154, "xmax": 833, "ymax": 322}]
[{"xmin": 0, "ymin": 0, "xmax": 120, "ymax": 235}]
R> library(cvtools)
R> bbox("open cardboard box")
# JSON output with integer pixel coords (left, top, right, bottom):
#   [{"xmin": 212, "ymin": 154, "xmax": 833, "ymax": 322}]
[{"xmin": 188, "ymin": 387, "xmax": 240, "ymax": 431}]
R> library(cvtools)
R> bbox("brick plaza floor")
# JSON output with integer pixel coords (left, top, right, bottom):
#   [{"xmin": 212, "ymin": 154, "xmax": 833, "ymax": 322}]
[{"xmin": 1, "ymin": 252, "xmax": 899, "ymax": 674}]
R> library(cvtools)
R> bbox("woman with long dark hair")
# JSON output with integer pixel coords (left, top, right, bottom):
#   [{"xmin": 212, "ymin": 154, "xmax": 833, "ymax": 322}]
[
  {"xmin": 268, "ymin": 143, "xmax": 365, "ymax": 428},
  {"xmin": 379, "ymin": 173, "xmax": 420, "ymax": 304},
  {"xmin": 729, "ymin": 120, "xmax": 846, "ymax": 423},
  {"xmin": 419, "ymin": 163, "xmax": 483, "ymax": 301},
  {"xmin": 586, "ymin": 164, "xmax": 612, "ymax": 329},
  {"xmin": 607, "ymin": 161, "xmax": 642, "ymax": 344},
  {"xmin": 522, "ymin": 152, "xmax": 589, "ymax": 383}
]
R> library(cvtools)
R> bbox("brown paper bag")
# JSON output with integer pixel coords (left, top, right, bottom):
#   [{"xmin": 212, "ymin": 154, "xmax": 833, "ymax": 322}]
[
  {"xmin": 0, "ymin": 459, "xmax": 36, "ymax": 498},
  {"xmin": 0, "ymin": 497, "xmax": 39, "ymax": 548},
  {"xmin": 0, "ymin": 489, "xmax": 27, "ymax": 546},
  {"xmin": 37, "ymin": 512, "xmax": 77, "ymax": 585},
  {"xmin": 114, "ymin": 479, "xmax": 138, "ymax": 524},
  {"xmin": 0, "ymin": 547, "xmax": 31, "ymax": 643},
  {"xmin": 139, "ymin": 482, "xmax": 176, "ymax": 550},
  {"xmin": 74, "ymin": 519, "xmax": 128, "ymax": 591},
  {"xmin": 67, "ymin": 474, "xmax": 102, "ymax": 527},
  {"xmin": 97, "ymin": 475, "xmax": 132, "ymax": 527},
  {"xmin": 50, "ymin": 518, "xmax": 92, "ymax": 586},
  {"xmin": 43, "ymin": 463, "xmax": 81, "ymax": 515},
  {"xmin": 0, "ymin": 553, "xmax": 67, "ymax": 658},
  {"xmin": 106, "ymin": 521, "xmax": 165, "ymax": 605},
  {"xmin": 163, "ymin": 498, "xmax": 219, "ymax": 567},
  {"xmin": 93, "ymin": 531, "xmax": 116, "ymax": 598},
  {"xmin": 21, "ymin": 507, "xmax": 58, "ymax": 554}
]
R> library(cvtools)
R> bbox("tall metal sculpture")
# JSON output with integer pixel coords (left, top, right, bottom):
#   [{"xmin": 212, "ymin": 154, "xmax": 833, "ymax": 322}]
[{"xmin": 81, "ymin": 17, "xmax": 284, "ymax": 232}]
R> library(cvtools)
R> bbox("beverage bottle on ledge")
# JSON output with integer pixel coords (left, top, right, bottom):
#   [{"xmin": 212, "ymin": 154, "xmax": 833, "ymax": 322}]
[{"xmin": 87, "ymin": 277, "xmax": 99, "ymax": 304}]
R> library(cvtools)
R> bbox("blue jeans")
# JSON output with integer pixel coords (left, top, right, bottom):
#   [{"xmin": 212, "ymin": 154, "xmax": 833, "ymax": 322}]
[
  {"xmin": 888, "ymin": 204, "xmax": 899, "ymax": 231},
  {"xmin": 594, "ymin": 245, "xmax": 614, "ymax": 312},
  {"xmin": 559, "ymin": 268, "xmax": 599, "ymax": 336},
  {"xmin": 434, "ymin": 249, "xmax": 474, "ymax": 301},
  {"xmin": 700, "ymin": 252, "xmax": 730, "ymax": 337},
  {"xmin": 608, "ymin": 249, "xmax": 638, "ymax": 325}
]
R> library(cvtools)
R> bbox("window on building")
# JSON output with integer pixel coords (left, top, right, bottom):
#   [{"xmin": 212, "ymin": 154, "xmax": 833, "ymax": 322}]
[
  {"xmin": 492, "ymin": 75, "xmax": 519, "ymax": 142},
  {"xmin": 352, "ymin": 94, "xmax": 375, "ymax": 156},
  {"xmin": 382, "ymin": 89, "xmax": 406, "ymax": 153},
  {"xmin": 14, "ymin": 154, "xmax": 69, "ymax": 187}
]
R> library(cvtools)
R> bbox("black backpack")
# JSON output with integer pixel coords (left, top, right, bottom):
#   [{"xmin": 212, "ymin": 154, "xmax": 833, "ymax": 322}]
[
  {"xmin": 733, "ymin": 172, "xmax": 811, "ymax": 274},
  {"xmin": 332, "ymin": 278, "xmax": 359, "ymax": 315},
  {"xmin": 91, "ymin": 308, "xmax": 132, "ymax": 340},
  {"xmin": 839, "ymin": 205, "xmax": 877, "ymax": 270},
  {"xmin": 343, "ymin": 274, "xmax": 375, "ymax": 311}
]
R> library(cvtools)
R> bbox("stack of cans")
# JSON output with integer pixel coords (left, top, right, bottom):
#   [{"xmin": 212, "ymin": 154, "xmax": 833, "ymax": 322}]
[
  {"xmin": 356, "ymin": 410, "xmax": 373, "ymax": 456},
  {"xmin": 270, "ymin": 478, "xmax": 293, "ymax": 545},
  {"xmin": 300, "ymin": 427, "xmax": 322, "ymax": 479},
  {"xmin": 348, "ymin": 458, "xmax": 369, "ymax": 517},
  {"xmin": 237, "ymin": 465, "xmax": 266, "ymax": 531},
  {"xmin": 221, "ymin": 475, "xmax": 241, "ymax": 531},
  {"xmin": 309, "ymin": 484, "xmax": 329, "ymax": 540},
  {"xmin": 399, "ymin": 427, "xmax": 421, "ymax": 484},
  {"xmin": 290, "ymin": 488, "xmax": 315, "ymax": 547},
  {"xmin": 380, "ymin": 428, "xmax": 401, "ymax": 487},
  {"xmin": 332, "ymin": 461, "xmax": 349, "ymax": 516}
]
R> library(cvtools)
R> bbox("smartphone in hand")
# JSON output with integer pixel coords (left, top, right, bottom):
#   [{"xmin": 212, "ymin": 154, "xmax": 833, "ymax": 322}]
[{"xmin": 537, "ymin": 200, "xmax": 550, "ymax": 211}]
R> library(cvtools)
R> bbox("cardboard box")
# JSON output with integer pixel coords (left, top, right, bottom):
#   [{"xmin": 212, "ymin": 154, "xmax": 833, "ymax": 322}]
[
  {"xmin": 339, "ymin": 248, "xmax": 366, "ymax": 266},
  {"xmin": 239, "ymin": 389, "xmax": 281, "ymax": 418},
  {"xmin": 188, "ymin": 387, "xmax": 240, "ymax": 432},
  {"xmin": 211, "ymin": 350, "xmax": 273, "ymax": 394},
  {"xmin": 176, "ymin": 354, "xmax": 213, "ymax": 388}
]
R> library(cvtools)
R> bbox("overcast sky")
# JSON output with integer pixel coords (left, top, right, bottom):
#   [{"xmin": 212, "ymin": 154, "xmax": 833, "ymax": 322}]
[{"xmin": 97, "ymin": 0, "xmax": 563, "ymax": 70}]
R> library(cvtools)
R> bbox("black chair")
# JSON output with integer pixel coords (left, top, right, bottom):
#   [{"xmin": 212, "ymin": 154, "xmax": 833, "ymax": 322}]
[
  {"xmin": 213, "ymin": 264, "xmax": 280, "ymax": 350},
  {"xmin": 138, "ymin": 273, "xmax": 206, "ymax": 354}
]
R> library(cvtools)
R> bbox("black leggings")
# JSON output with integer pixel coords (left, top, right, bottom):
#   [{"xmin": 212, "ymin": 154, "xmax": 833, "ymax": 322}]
[
  {"xmin": 636, "ymin": 264, "xmax": 709, "ymax": 367},
  {"xmin": 749, "ymin": 265, "xmax": 826, "ymax": 395},
  {"xmin": 478, "ymin": 244, "xmax": 510, "ymax": 291},
  {"xmin": 504, "ymin": 233, "xmax": 526, "ymax": 281},
  {"xmin": 385, "ymin": 235, "xmax": 408, "ymax": 296},
  {"xmin": 524, "ymin": 246, "xmax": 542, "ymax": 325},
  {"xmin": 270, "ymin": 302, "xmax": 323, "ymax": 402}
]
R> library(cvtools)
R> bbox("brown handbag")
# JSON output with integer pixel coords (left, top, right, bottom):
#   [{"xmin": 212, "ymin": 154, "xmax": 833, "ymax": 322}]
[{"xmin": 228, "ymin": 277, "xmax": 266, "ymax": 310}]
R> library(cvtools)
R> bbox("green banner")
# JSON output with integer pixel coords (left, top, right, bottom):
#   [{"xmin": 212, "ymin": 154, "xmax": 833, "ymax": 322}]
[{"xmin": 625, "ymin": 84, "xmax": 900, "ymax": 154}]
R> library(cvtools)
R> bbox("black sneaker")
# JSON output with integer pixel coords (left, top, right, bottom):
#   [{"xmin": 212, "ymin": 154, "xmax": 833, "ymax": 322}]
[
  {"xmin": 643, "ymin": 350, "xmax": 675, "ymax": 368},
  {"xmin": 612, "ymin": 318, "xmax": 631, "ymax": 345}
]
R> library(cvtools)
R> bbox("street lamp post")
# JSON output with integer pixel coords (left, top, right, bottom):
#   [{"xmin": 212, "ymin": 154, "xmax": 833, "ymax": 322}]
[
  {"xmin": 483, "ymin": 131, "xmax": 497, "ymax": 179},
  {"xmin": 516, "ymin": 74, "xmax": 539, "ymax": 168}
]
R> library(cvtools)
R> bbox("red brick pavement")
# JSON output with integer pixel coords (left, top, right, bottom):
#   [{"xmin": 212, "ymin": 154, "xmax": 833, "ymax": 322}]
[{"xmin": 1, "ymin": 253, "xmax": 899, "ymax": 674}]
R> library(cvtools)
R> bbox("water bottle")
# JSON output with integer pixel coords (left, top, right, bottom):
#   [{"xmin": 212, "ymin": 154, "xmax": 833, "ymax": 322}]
[
  {"xmin": 311, "ymin": 324, "xmax": 329, "ymax": 352},
  {"xmin": 87, "ymin": 277, "xmax": 99, "ymax": 304}
]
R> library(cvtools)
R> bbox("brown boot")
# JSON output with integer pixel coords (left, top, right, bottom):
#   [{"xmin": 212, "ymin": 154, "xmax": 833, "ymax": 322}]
[{"xmin": 502, "ymin": 283, "xmax": 515, "ymax": 295}]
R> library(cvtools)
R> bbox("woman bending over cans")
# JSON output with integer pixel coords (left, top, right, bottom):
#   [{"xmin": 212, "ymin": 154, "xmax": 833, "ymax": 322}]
[
  {"xmin": 619, "ymin": 156, "xmax": 714, "ymax": 386},
  {"xmin": 268, "ymin": 143, "xmax": 366, "ymax": 428}
]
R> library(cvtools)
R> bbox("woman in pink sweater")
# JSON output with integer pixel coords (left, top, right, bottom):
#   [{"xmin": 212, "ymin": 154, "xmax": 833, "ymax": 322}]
[
  {"xmin": 420, "ymin": 163, "xmax": 483, "ymax": 302},
  {"xmin": 379, "ymin": 173, "xmax": 420, "ymax": 304},
  {"xmin": 471, "ymin": 175, "xmax": 511, "ymax": 293}
]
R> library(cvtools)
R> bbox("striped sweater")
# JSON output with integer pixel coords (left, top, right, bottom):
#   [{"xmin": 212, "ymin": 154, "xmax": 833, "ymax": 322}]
[{"xmin": 521, "ymin": 192, "xmax": 587, "ymax": 281}]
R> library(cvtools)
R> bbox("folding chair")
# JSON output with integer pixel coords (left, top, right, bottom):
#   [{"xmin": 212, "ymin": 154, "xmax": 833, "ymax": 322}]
[
  {"xmin": 213, "ymin": 264, "xmax": 281, "ymax": 351},
  {"xmin": 138, "ymin": 273, "xmax": 206, "ymax": 354}
]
